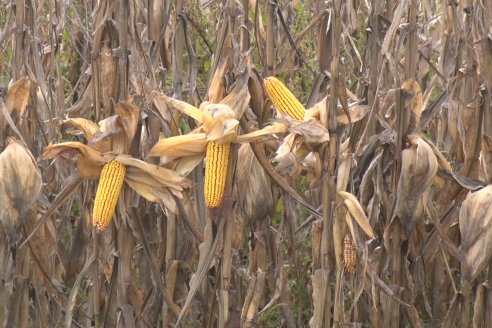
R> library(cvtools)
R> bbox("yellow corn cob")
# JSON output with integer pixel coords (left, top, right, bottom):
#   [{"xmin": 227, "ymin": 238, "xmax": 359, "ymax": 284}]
[
  {"xmin": 264, "ymin": 76, "xmax": 305, "ymax": 120},
  {"xmin": 205, "ymin": 141, "xmax": 230, "ymax": 208},
  {"xmin": 92, "ymin": 160, "xmax": 126, "ymax": 231},
  {"xmin": 343, "ymin": 234, "xmax": 356, "ymax": 275}
]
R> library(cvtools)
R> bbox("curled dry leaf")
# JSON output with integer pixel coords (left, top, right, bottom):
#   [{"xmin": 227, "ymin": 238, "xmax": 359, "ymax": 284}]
[
  {"xmin": 93, "ymin": 115, "xmax": 122, "ymax": 143},
  {"xmin": 114, "ymin": 99, "xmax": 140, "ymax": 143},
  {"xmin": 153, "ymin": 92, "xmax": 204, "ymax": 123},
  {"xmin": 305, "ymin": 95, "xmax": 369, "ymax": 125},
  {"xmin": 288, "ymin": 121, "xmax": 330, "ymax": 147},
  {"xmin": 336, "ymin": 104, "xmax": 370, "ymax": 124},
  {"xmin": 338, "ymin": 191, "xmax": 375, "ymax": 239},
  {"xmin": 459, "ymin": 185, "xmax": 492, "ymax": 282},
  {"xmin": 114, "ymin": 154, "xmax": 189, "ymax": 190},
  {"xmin": 207, "ymin": 34, "xmax": 233, "ymax": 103},
  {"xmin": 43, "ymin": 142, "xmax": 106, "ymax": 179},
  {"xmin": 233, "ymin": 122, "xmax": 288, "ymax": 143},
  {"xmin": 150, "ymin": 91, "xmax": 173, "ymax": 123},
  {"xmin": 272, "ymin": 121, "xmax": 328, "ymax": 177},
  {"xmin": 422, "ymin": 136, "xmax": 452, "ymax": 171},
  {"xmin": 148, "ymin": 133, "xmax": 208, "ymax": 163},
  {"xmin": 61, "ymin": 118, "xmax": 102, "ymax": 142},
  {"xmin": 219, "ymin": 69, "xmax": 251, "ymax": 119},
  {"xmin": 0, "ymin": 139, "xmax": 42, "ymax": 236}
]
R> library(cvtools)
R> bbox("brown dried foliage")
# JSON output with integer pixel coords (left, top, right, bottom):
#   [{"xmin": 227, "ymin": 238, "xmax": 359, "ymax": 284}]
[{"xmin": 1, "ymin": 0, "xmax": 492, "ymax": 327}]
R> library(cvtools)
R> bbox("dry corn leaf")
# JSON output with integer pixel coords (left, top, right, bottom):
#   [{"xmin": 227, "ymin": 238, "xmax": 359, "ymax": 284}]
[
  {"xmin": 154, "ymin": 93, "xmax": 204, "ymax": 123},
  {"xmin": 306, "ymin": 96, "xmax": 369, "ymax": 125},
  {"xmin": 220, "ymin": 70, "xmax": 251, "ymax": 119},
  {"xmin": 336, "ymin": 104, "xmax": 370, "ymax": 124},
  {"xmin": 241, "ymin": 272, "xmax": 266, "ymax": 324},
  {"xmin": 174, "ymin": 154, "xmax": 207, "ymax": 176},
  {"xmin": 43, "ymin": 142, "xmax": 106, "ymax": 172},
  {"xmin": 148, "ymin": 133, "xmax": 208, "ymax": 163},
  {"xmin": 6, "ymin": 77, "xmax": 31, "ymax": 122},
  {"xmin": 289, "ymin": 121, "xmax": 330, "ymax": 147},
  {"xmin": 208, "ymin": 35, "xmax": 233, "ymax": 103},
  {"xmin": 43, "ymin": 142, "xmax": 106, "ymax": 167},
  {"xmin": 93, "ymin": 115, "xmax": 122, "ymax": 143},
  {"xmin": 114, "ymin": 100, "xmax": 140, "ymax": 142},
  {"xmin": 0, "ymin": 139, "xmax": 42, "ymax": 237},
  {"xmin": 61, "ymin": 118, "xmax": 102, "ymax": 142},
  {"xmin": 459, "ymin": 185, "xmax": 492, "ymax": 282},
  {"xmin": 150, "ymin": 92, "xmax": 173, "ymax": 122},
  {"xmin": 234, "ymin": 122, "xmax": 288, "ymax": 143},
  {"xmin": 115, "ymin": 154, "xmax": 189, "ymax": 190},
  {"xmin": 422, "ymin": 136, "xmax": 452, "ymax": 171},
  {"xmin": 338, "ymin": 191, "xmax": 375, "ymax": 239},
  {"xmin": 123, "ymin": 178, "xmax": 177, "ymax": 213}
]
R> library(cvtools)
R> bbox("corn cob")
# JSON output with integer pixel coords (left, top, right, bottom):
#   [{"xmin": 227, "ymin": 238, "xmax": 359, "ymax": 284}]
[
  {"xmin": 92, "ymin": 160, "xmax": 126, "ymax": 231},
  {"xmin": 343, "ymin": 233, "xmax": 356, "ymax": 275},
  {"xmin": 204, "ymin": 141, "xmax": 230, "ymax": 208},
  {"xmin": 264, "ymin": 77, "xmax": 305, "ymax": 120}
]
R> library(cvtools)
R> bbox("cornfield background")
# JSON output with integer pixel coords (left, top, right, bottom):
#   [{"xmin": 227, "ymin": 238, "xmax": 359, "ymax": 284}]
[{"xmin": 1, "ymin": 0, "xmax": 492, "ymax": 327}]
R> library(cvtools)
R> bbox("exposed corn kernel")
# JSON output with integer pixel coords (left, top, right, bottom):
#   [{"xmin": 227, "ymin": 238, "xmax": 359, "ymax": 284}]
[
  {"xmin": 343, "ymin": 233, "xmax": 357, "ymax": 275},
  {"xmin": 92, "ymin": 160, "xmax": 126, "ymax": 231},
  {"xmin": 204, "ymin": 141, "xmax": 230, "ymax": 208},
  {"xmin": 264, "ymin": 76, "xmax": 306, "ymax": 120}
]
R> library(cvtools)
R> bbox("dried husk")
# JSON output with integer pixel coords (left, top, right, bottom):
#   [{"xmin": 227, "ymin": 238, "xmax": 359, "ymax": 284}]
[
  {"xmin": 459, "ymin": 185, "xmax": 492, "ymax": 282},
  {"xmin": 0, "ymin": 139, "xmax": 42, "ymax": 238},
  {"xmin": 6, "ymin": 77, "xmax": 31, "ymax": 124},
  {"xmin": 339, "ymin": 191, "xmax": 375, "ymax": 239},
  {"xmin": 100, "ymin": 42, "xmax": 116, "ymax": 112},
  {"xmin": 235, "ymin": 144, "xmax": 275, "ymax": 223},
  {"xmin": 381, "ymin": 79, "xmax": 423, "ymax": 134},
  {"xmin": 272, "ymin": 120, "xmax": 329, "ymax": 175},
  {"xmin": 393, "ymin": 134, "xmax": 438, "ymax": 236}
]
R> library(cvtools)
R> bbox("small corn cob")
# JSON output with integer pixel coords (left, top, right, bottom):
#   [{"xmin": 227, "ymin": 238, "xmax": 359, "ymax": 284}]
[
  {"xmin": 263, "ymin": 76, "xmax": 305, "ymax": 120},
  {"xmin": 92, "ymin": 160, "xmax": 126, "ymax": 231},
  {"xmin": 343, "ymin": 233, "xmax": 357, "ymax": 275},
  {"xmin": 204, "ymin": 141, "xmax": 230, "ymax": 208}
]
